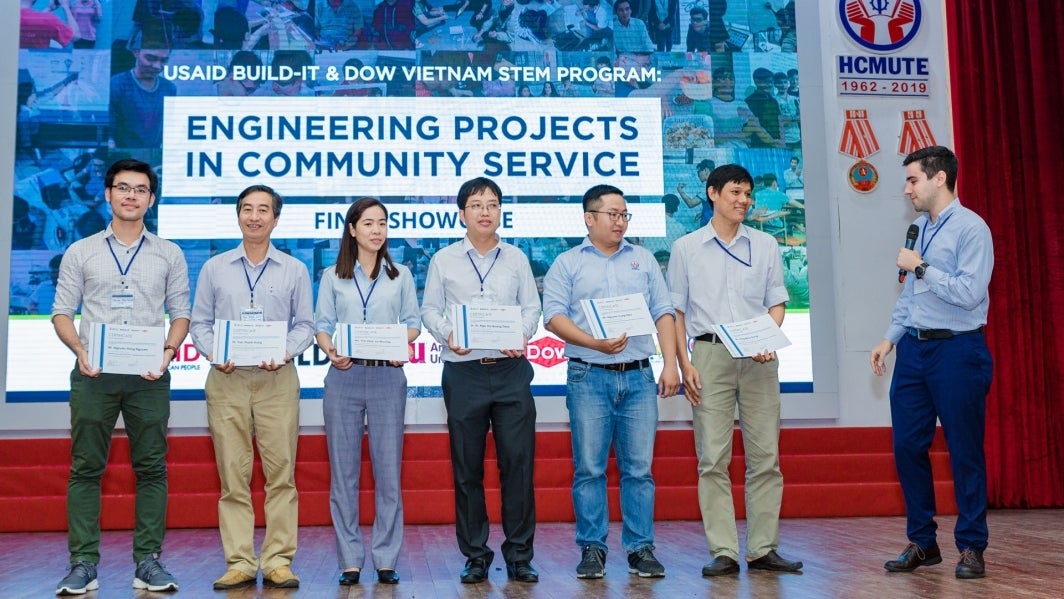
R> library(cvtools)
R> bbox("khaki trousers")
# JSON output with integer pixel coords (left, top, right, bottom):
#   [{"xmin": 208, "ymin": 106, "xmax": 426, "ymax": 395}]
[
  {"xmin": 206, "ymin": 363, "xmax": 300, "ymax": 575},
  {"xmin": 690, "ymin": 340, "xmax": 783, "ymax": 562}
]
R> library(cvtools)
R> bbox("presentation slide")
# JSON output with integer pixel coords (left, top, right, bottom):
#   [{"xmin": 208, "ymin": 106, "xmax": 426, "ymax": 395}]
[{"xmin": 10, "ymin": 0, "xmax": 809, "ymax": 403}]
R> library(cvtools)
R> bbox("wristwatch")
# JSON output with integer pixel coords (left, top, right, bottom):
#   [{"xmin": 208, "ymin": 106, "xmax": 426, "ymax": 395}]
[{"xmin": 914, "ymin": 262, "xmax": 930, "ymax": 279}]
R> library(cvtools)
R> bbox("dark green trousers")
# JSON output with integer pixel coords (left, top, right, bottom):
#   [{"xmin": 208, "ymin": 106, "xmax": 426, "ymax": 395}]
[{"xmin": 67, "ymin": 365, "xmax": 172, "ymax": 564}]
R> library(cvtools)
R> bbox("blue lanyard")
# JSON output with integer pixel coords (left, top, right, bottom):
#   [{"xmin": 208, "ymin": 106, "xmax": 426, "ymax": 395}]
[
  {"xmin": 920, "ymin": 212, "xmax": 953, "ymax": 256},
  {"xmin": 352, "ymin": 269, "xmax": 380, "ymax": 324},
  {"xmin": 106, "ymin": 236, "xmax": 145, "ymax": 277},
  {"xmin": 714, "ymin": 237, "xmax": 751, "ymax": 267},
  {"xmin": 241, "ymin": 258, "xmax": 269, "ymax": 307},
  {"xmin": 467, "ymin": 248, "xmax": 502, "ymax": 293}
]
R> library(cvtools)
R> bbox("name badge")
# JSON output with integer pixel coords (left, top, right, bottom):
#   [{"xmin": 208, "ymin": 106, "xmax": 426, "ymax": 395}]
[
  {"xmin": 471, "ymin": 289, "xmax": 497, "ymax": 306},
  {"xmin": 240, "ymin": 307, "xmax": 265, "ymax": 321},
  {"xmin": 111, "ymin": 292, "xmax": 135, "ymax": 310}
]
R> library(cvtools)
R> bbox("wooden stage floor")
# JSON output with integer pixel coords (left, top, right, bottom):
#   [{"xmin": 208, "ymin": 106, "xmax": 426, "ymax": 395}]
[{"xmin": 6, "ymin": 510, "xmax": 1060, "ymax": 598}]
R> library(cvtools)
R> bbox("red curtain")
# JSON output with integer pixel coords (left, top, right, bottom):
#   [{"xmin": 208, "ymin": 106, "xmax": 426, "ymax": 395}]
[{"xmin": 945, "ymin": 1, "xmax": 1064, "ymax": 507}]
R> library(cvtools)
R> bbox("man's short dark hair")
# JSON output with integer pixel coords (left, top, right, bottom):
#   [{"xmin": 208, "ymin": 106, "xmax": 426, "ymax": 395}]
[
  {"xmin": 614, "ymin": 0, "xmax": 631, "ymax": 13},
  {"xmin": 763, "ymin": 173, "xmax": 778, "ymax": 186},
  {"xmin": 582, "ymin": 184, "xmax": 624, "ymax": 212},
  {"xmin": 697, "ymin": 159, "xmax": 716, "ymax": 174},
  {"xmin": 690, "ymin": 6, "xmax": 708, "ymax": 19},
  {"xmin": 662, "ymin": 193, "xmax": 680, "ymax": 214},
  {"xmin": 753, "ymin": 67, "xmax": 774, "ymax": 81},
  {"xmin": 903, "ymin": 145, "xmax": 959, "ymax": 192},
  {"xmin": 105, "ymin": 158, "xmax": 158, "ymax": 193},
  {"xmin": 456, "ymin": 177, "xmax": 502, "ymax": 209},
  {"xmin": 705, "ymin": 164, "xmax": 754, "ymax": 202},
  {"xmin": 237, "ymin": 184, "xmax": 283, "ymax": 217}
]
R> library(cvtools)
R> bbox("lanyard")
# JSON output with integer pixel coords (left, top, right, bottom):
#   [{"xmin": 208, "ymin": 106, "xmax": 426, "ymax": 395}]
[
  {"xmin": 353, "ymin": 270, "xmax": 380, "ymax": 323},
  {"xmin": 920, "ymin": 212, "xmax": 953, "ymax": 256},
  {"xmin": 714, "ymin": 237, "xmax": 751, "ymax": 267},
  {"xmin": 241, "ymin": 258, "xmax": 269, "ymax": 307},
  {"xmin": 106, "ymin": 236, "xmax": 145, "ymax": 277},
  {"xmin": 467, "ymin": 248, "xmax": 502, "ymax": 293}
]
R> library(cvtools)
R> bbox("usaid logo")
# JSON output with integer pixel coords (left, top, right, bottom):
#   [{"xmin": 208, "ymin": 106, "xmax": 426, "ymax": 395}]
[
  {"xmin": 526, "ymin": 336, "xmax": 567, "ymax": 368},
  {"xmin": 839, "ymin": 0, "xmax": 921, "ymax": 52}
]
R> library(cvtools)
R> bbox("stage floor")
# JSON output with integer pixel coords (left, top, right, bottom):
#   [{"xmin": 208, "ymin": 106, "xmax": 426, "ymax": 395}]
[{"xmin": 6, "ymin": 510, "xmax": 1060, "ymax": 598}]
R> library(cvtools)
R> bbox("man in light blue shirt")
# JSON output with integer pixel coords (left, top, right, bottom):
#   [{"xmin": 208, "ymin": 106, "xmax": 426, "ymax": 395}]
[
  {"xmin": 421, "ymin": 177, "xmax": 542, "ymax": 585},
  {"xmin": 871, "ymin": 145, "xmax": 994, "ymax": 580},
  {"xmin": 190, "ymin": 185, "xmax": 315, "ymax": 591},
  {"xmin": 542, "ymin": 184, "xmax": 679, "ymax": 579}
]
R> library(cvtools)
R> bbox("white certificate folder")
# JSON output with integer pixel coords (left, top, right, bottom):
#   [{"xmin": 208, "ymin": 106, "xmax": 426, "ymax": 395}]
[
  {"xmin": 335, "ymin": 323, "xmax": 409, "ymax": 362},
  {"xmin": 580, "ymin": 293, "xmax": 658, "ymax": 339},
  {"xmin": 86, "ymin": 323, "xmax": 164, "ymax": 376},
  {"xmin": 450, "ymin": 304, "xmax": 524, "ymax": 350},
  {"xmin": 213, "ymin": 319, "xmax": 287, "ymax": 366}
]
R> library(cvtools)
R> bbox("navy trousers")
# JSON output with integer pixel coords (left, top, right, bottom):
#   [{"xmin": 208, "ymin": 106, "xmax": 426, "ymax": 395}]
[{"xmin": 889, "ymin": 332, "xmax": 993, "ymax": 552}]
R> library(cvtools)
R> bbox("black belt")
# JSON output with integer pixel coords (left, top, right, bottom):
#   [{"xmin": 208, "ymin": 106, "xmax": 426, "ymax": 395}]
[
  {"xmin": 568, "ymin": 357, "xmax": 650, "ymax": 372},
  {"xmin": 906, "ymin": 327, "xmax": 983, "ymax": 341},
  {"xmin": 351, "ymin": 358, "xmax": 399, "ymax": 368},
  {"xmin": 695, "ymin": 333, "xmax": 720, "ymax": 344},
  {"xmin": 477, "ymin": 357, "xmax": 516, "ymax": 365}
]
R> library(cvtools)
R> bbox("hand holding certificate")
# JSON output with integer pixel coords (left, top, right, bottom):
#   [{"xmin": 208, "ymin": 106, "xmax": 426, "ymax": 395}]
[
  {"xmin": 212, "ymin": 320, "xmax": 287, "ymax": 366},
  {"xmin": 335, "ymin": 323, "xmax": 409, "ymax": 362},
  {"xmin": 716, "ymin": 314, "xmax": 791, "ymax": 359},
  {"xmin": 86, "ymin": 323, "xmax": 164, "ymax": 376},
  {"xmin": 580, "ymin": 293, "xmax": 658, "ymax": 340},
  {"xmin": 451, "ymin": 304, "xmax": 524, "ymax": 350}
]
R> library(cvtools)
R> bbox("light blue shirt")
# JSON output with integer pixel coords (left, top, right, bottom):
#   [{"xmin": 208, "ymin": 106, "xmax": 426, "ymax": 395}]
[
  {"xmin": 421, "ymin": 236, "xmax": 541, "ymax": 362},
  {"xmin": 668, "ymin": 223, "xmax": 789, "ymax": 336},
  {"xmin": 885, "ymin": 199, "xmax": 993, "ymax": 344},
  {"xmin": 190, "ymin": 243, "xmax": 315, "ymax": 358},
  {"xmin": 315, "ymin": 261, "xmax": 421, "ymax": 334},
  {"xmin": 543, "ymin": 237, "xmax": 673, "ymax": 363}
]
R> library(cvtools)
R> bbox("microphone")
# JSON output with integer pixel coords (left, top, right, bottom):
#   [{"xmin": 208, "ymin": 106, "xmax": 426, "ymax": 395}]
[{"xmin": 898, "ymin": 224, "xmax": 919, "ymax": 283}]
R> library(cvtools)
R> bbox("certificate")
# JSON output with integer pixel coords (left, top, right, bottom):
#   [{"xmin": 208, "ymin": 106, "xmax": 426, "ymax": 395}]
[
  {"xmin": 86, "ymin": 323, "xmax": 164, "ymax": 376},
  {"xmin": 335, "ymin": 323, "xmax": 409, "ymax": 362},
  {"xmin": 212, "ymin": 320, "xmax": 287, "ymax": 366},
  {"xmin": 716, "ymin": 314, "xmax": 792, "ymax": 358},
  {"xmin": 451, "ymin": 304, "xmax": 524, "ymax": 350},
  {"xmin": 580, "ymin": 293, "xmax": 658, "ymax": 340}
]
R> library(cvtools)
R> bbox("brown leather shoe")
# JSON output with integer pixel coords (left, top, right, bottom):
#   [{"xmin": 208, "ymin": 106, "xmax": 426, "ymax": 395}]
[
  {"xmin": 955, "ymin": 548, "xmax": 985, "ymax": 579},
  {"xmin": 213, "ymin": 569, "xmax": 256, "ymax": 590},
  {"xmin": 884, "ymin": 542, "xmax": 942, "ymax": 572},
  {"xmin": 263, "ymin": 565, "xmax": 300, "ymax": 588},
  {"xmin": 748, "ymin": 550, "xmax": 803, "ymax": 572}
]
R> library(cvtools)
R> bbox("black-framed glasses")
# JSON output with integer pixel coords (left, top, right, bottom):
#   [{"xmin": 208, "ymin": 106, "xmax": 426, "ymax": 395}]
[
  {"xmin": 110, "ymin": 184, "xmax": 152, "ymax": 198},
  {"xmin": 587, "ymin": 210, "xmax": 633, "ymax": 222}
]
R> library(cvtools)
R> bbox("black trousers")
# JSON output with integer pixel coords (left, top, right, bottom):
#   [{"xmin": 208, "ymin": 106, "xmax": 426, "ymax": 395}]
[{"xmin": 441, "ymin": 357, "xmax": 537, "ymax": 565}]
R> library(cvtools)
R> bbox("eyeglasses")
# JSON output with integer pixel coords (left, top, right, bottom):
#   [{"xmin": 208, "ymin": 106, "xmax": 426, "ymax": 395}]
[
  {"xmin": 691, "ymin": 16, "xmax": 706, "ymax": 22},
  {"xmin": 110, "ymin": 183, "xmax": 152, "ymax": 198},
  {"xmin": 587, "ymin": 210, "xmax": 633, "ymax": 222},
  {"xmin": 466, "ymin": 202, "xmax": 501, "ymax": 213}
]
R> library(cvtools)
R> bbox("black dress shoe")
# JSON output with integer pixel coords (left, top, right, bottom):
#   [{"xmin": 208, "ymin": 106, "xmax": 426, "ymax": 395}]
[
  {"xmin": 884, "ymin": 542, "xmax": 942, "ymax": 572},
  {"xmin": 955, "ymin": 549, "xmax": 985, "ymax": 579},
  {"xmin": 506, "ymin": 561, "xmax": 539, "ymax": 583},
  {"xmin": 701, "ymin": 555, "xmax": 740, "ymax": 577},
  {"xmin": 460, "ymin": 557, "xmax": 490, "ymax": 584},
  {"xmin": 338, "ymin": 570, "xmax": 360, "ymax": 585},
  {"xmin": 376, "ymin": 569, "xmax": 400, "ymax": 584},
  {"xmin": 748, "ymin": 550, "xmax": 803, "ymax": 572}
]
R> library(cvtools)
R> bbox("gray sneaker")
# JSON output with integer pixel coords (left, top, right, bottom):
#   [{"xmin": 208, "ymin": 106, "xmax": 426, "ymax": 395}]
[
  {"xmin": 576, "ymin": 545, "xmax": 606, "ymax": 579},
  {"xmin": 627, "ymin": 546, "xmax": 666, "ymax": 578},
  {"xmin": 56, "ymin": 561, "xmax": 98, "ymax": 595},
  {"xmin": 133, "ymin": 554, "xmax": 179, "ymax": 592}
]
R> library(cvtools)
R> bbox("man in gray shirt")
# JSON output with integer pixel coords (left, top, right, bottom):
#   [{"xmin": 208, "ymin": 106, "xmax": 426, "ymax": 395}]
[
  {"xmin": 52, "ymin": 158, "xmax": 190, "ymax": 595},
  {"xmin": 190, "ymin": 185, "xmax": 315, "ymax": 590}
]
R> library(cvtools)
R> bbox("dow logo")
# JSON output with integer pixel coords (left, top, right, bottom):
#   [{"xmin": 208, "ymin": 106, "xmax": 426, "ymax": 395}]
[
  {"xmin": 839, "ymin": 0, "xmax": 922, "ymax": 52},
  {"xmin": 526, "ymin": 337, "xmax": 567, "ymax": 368}
]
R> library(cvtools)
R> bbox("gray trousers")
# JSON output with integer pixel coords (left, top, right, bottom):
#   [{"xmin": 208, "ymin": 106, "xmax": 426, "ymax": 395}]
[{"xmin": 323, "ymin": 363, "xmax": 408, "ymax": 570}]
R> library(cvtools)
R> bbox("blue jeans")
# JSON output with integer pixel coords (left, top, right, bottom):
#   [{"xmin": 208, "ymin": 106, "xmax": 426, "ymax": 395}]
[{"xmin": 566, "ymin": 360, "xmax": 658, "ymax": 553}]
